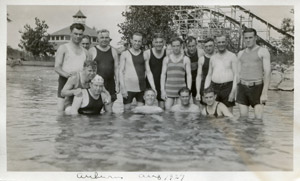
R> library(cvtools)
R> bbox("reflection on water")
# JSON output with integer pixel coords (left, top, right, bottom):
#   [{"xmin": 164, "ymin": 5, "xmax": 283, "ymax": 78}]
[{"xmin": 6, "ymin": 66, "xmax": 293, "ymax": 171}]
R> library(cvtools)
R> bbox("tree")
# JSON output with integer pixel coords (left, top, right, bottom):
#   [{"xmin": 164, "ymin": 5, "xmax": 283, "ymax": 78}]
[
  {"xmin": 118, "ymin": 6, "xmax": 180, "ymax": 46},
  {"xmin": 279, "ymin": 12, "xmax": 294, "ymax": 64},
  {"xmin": 18, "ymin": 17, "xmax": 55, "ymax": 60}
]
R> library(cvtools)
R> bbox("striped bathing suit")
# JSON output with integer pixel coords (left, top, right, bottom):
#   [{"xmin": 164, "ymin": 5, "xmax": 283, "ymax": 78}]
[{"xmin": 165, "ymin": 55, "xmax": 186, "ymax": 98}]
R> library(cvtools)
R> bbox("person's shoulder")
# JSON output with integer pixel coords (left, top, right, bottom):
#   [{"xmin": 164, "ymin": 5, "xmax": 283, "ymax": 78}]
[
  {"xmin": 57, "ymin": 43, "xmax": 68, "ymax": 52},
  {"xmin": 258, "ymin": 46, "xmax": 270, "ymax": 55},
  {"xmin": 189, "ymin": 104, "xmax": 200, "ymax": 112},
  {"xmin": 171, "ymin": 104, "xmax": 180, "ymax": 112}
]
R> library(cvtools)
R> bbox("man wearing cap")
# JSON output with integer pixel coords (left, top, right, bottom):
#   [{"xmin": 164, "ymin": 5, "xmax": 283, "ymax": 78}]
[
  {"xmin": 55, "ymin": 23, "xmax": 89, "ymax": 112},
  {"xmin": 89, "ymin": 29, "xmax": 119, "ymax": 111},
  {"xmin": 61, "ymin": 60, "xmax": 111, "ymax": 109},
  {"xmin": 65, "ymin": 75, "xmax": 112, "ymax": 115},
  {"xmin": 237, "ymin": 28, "xmax": 271, "ymax": 119}
]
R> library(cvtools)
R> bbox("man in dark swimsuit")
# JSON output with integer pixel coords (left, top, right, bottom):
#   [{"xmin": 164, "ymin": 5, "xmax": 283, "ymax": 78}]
[
  {"xmin": 184, "ymin": 36, "xmax": 204, "ymax": 106},
  {"xmin": 201, "ymin": 86, "xmax": 233, "ymax": 117},
  {"xmin": 144, "ymin": 33, "xmax": 167, "ymax": 108},
  {"xmin": 89, "ymin": 29, "xmax": 119, "ymax": 111},
  {"xmin": 196, "ymin": 38, "xmax": 215, "ymax": 105},
  {"xmin": 65, "ymin": 75, "xmax": 111, "ymax": 115},
  {"xmin": 119, "ymin": 32, "xmax": 156, "ymax": 111}
]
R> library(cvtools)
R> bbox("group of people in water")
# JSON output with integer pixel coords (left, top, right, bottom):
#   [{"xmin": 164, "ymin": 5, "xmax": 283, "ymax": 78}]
[{"xmin": 54, "ymin": 22, "xmax": 271, "ymax": 119}]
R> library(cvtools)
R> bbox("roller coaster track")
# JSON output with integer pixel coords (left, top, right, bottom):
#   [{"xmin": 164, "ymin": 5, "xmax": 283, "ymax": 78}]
[
  {"xmin": 174, "ymin": 6, "xmax": 293, "ymax": 53},
  {"xmin": 233, "ymin": 5, "xmax": 294, "ymax": 39}
]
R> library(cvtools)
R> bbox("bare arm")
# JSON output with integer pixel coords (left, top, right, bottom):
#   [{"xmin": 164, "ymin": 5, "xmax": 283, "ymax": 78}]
[
  {"xmin": 69, "ymin": 94, "xmax": 84, "ymax": 115},
  {"xmin": 119, "ymin": 51, "xmax": 128, "ymax": 98},
  {"xmin": 112, "ymin": 48, "xmax": 120, "ymax": 93},
  {"xmin": 260, "ymin": 48, "xmax": 271, "ymax": 104},
  {"xmin": 219, "ymin": 103, "xmax": 233, "ymax": 117},
  {"xmin": 160, "ymin": 57, "xmax": 169, "ymax": 100},
  {"xmin": 61, "ymin": 76, "xmax": 82, "ymax": 97},
  {"xmin": 101, "ymin": 92, "xmax": 112, "ymax": 113},
  {"xmin": 204, "ymin": 56, "xmax": 213, "ymax": 89},
  {"xmin": 237, "ymin": 51, "xmax": 243, "ymax": 83},
  {"xmin": 144, "ymin": 50, "xmax": 156, "ymax": 92},
  {"xmin": 54, "ymin": 45, "xmax": 71, "ymax": 78},
  {"xmin": 196, "ymin": 56, "xmax": 204, "ymax": 100},
  {"xmin": 184, "ymin": 56, "xmax": 192, "ymax": 90},
  {"xmin": 88, "ymin": 47, "xmax": 96, "ymax": 61},
  {"xmin": 228, "ymin": 54, "xmax": 238, "ymax": 102}
]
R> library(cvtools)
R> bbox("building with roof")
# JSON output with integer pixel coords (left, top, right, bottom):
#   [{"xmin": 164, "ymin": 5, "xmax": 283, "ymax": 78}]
[{"xmin": 49, "ymin": 10, "xmax": 98, "ymax": 50}]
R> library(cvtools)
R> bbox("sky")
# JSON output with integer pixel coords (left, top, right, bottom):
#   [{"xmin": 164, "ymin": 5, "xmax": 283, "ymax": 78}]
[{"xmin": 6, "ymin": 5, "xmax": 294, "ymax": 50}]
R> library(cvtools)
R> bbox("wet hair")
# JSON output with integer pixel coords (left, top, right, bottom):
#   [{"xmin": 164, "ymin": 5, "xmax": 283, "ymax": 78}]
[
  {"xmin": 82, "ymin": 35, "xmax": 91, "ymax": 42},
  {"xmin": 203, "ymin": 86, "xmax": 215, "ymax": 95},
  {"xmin": 83, "ymin": 60, "xmax": 97, "ymax": 70},
  {"xmin": 203, "ymin": 37, "xmax": 214, "ymax": 44},
  {"xmin": 243, "ymin": 28, "xmax": 257, "ymax": 36},
  {"xmin": 185, "ymin": 36, "xmax": 197, "ymax": 44},
  {"xmin": 178, "ymin": 87, "xmax": 191, "ymax": 96},
  {"xmin": 170, "ymin": 36, "xmax": 183, "ymax": 45},
  {"xmin": 70, "ymin": 23, "xmax": 85, "ymax": 32},
  {"xmin": 131, "ymin": 32, "xmax": 143, "ymax": 39},
  {"xmin": 153, "ymin": 33, "xmax": 164, "ymax": 40},
  {"xmin": 144, "ymin": 88, "xmax": 156, "ymax": 96}
]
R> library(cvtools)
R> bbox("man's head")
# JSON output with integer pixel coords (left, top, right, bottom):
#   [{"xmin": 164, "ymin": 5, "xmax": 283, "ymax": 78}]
[
  {"xmin": 70, "ymin": 23, "xmax": 85, "ymax": 44},
  {"xmin": 143, "ymin": 89, "xmax": 157, "ymax": 106},
  {"xmin": 243, "ymin": 28, "xmax": 257, "ymax": 49},
  {"xmin": 170, "ymin": 37, "xmax": 183, "ymax": 55},
  {"xmin": 152, "ymin": 33, "xmax": 164, "ymax": 51},
  {"xmin": 216, "ymin": 35, "xmax": 227, "ymax": 53},
  {"xmin": 178, "ymin": 87, "xmax": 191, "ymax": 107},
  {"xmin": 81, "ymin": 35, "xmax": 91, "ymax": 50},
  {"xmin": 90, "ymin": 75, "xmax": 105, "ymax": 95},
  {"xmin": 131, "ymin": 32, "xmax": 143, "ymax": 51},
  {"xmin": 203, "ymin": 38, "xmax": 215, "ymax": 55},
  {"xmin": 185, "ymin": 36, "xmax": 197, "ymax": 55},
  {"xmin": 83, "ymin": 60, "xmax": 97, "ymax": 81},
  {"xmin": 97, "ymin": 29, "xmax": 111, "ymax": 48},
  {"xmin": 203, "ymin": 86, "xmax": 217, "ymax": 106}
]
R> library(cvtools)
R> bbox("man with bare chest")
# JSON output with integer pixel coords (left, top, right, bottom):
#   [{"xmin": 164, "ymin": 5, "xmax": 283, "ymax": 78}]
[{"xmin": 204, "ymin": 35, "xmax": 238, "ymax": 112}]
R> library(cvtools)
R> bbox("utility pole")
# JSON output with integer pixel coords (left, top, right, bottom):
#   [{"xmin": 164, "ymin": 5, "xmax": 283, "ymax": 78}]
[{"xmin": 238, "ymin": 15, "xmax": 244, "ymax": 52}]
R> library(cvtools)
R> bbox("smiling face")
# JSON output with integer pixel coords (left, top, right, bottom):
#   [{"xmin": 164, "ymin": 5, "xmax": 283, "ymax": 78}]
[
  {"xmin": 143, "ymin": 90, "xmax": 156, "ymax": 106},
  {"xmin": 204, "ymin": 92, "xmax": 216, "ymax": 106},
  {"xmin": 131, "ymin": 34, "xmax": 143, "ymax": 50},
  {"xmin": 216, "ymin": 36, "xmax": 227, "ymax": 53},
  {"xmin": 83, "ymin": 66, "xmax": 97, "ymax": 81},
  {"xmin": 153, "ymin": 38, "xmax": 164, "ymax": 51},
  {"xmin": 71, "ymin": 28, "xmax": 84, "ymax": 45},
  {"xmin": 243, "ymin": 32, "xmax": 257, "ymax": 49},
  {"xmin": 98, "ymin": 32, "xmax": 110, "ymax": 48}
]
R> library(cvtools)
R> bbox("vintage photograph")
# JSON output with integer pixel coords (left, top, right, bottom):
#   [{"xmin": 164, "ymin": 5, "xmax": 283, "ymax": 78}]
[{"xmin": 5, "ymin": 4, "xmax": 294, "ymax": 174}]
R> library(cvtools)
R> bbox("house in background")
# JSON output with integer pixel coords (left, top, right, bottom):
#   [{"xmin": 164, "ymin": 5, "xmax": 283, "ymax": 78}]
[{"xmin": 49, "ymin": 10, "xmax": 98, "ymax": 50}]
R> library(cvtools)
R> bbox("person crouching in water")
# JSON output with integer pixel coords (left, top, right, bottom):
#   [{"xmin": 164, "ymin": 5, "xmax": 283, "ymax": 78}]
[
  {"xmin": 65, "ymin": 75, "xmax": 112, "ymax": 115},
  {"xmin": 201, "ymin": 86, "xmax": 233, "ymax": 117},
  {"xmin": 132, "ymin": 88, "xmax": 164, "ymax": 114}
]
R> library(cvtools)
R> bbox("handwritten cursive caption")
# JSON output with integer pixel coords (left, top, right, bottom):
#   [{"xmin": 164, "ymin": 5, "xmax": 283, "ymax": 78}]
[
  {"xmin": 77, "ymin": 172, "xmax": 124, "ymax": 179},
  {"xmin": 76, "ymin": 172, "xmax": 185, "ymax": 181},
  {"xmin": 139, "ymin": 174, "xmax": 185, "ymax": 181}
]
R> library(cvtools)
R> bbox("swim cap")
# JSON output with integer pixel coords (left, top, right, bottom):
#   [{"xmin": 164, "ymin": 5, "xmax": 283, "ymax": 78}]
[{"xmin": 91, "ymin": 74, "xmax": 104, "ymax": 84}]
